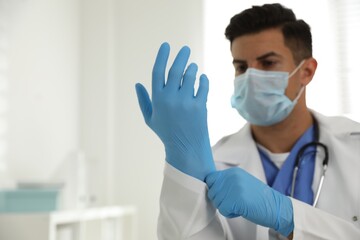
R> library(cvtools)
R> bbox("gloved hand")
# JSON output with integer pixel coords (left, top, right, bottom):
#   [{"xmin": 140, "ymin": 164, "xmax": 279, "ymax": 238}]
[
  {"xmin": 135, "ymin": 42, "xmax": 216, "ymax": 181},
  {"xmin": 206, "ymin": 168, "xmax": 294, "ymax": 237}
]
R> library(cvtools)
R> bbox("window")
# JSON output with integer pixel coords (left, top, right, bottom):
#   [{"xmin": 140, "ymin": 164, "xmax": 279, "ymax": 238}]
[{"xmin": 332, "ymin": 0, "xmax": 360, "ymax": 119}]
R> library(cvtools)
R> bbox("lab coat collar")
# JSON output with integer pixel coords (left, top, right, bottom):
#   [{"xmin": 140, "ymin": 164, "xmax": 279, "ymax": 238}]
[
  {"xmin": 212, "ymin": 109, "xmax": 360, "ymax": 182},
  {"xmin": 212, "ymin": 123, "xmax": 266, "ymax": 181}
]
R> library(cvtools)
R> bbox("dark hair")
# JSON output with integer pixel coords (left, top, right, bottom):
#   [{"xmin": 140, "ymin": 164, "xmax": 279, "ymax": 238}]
[{"xmin": 225, "ymin": 3, "xmax": 312, "ymax": 64}]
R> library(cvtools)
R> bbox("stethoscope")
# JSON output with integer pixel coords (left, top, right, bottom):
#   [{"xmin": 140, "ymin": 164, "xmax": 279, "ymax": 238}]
[{"xmin": 290, "ymin": 116, "xmax": 329, "ymax": 207}]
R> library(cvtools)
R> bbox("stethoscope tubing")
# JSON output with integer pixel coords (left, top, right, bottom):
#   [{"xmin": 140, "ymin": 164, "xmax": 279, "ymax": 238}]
[
  {"xmin": 313, "ymin": 164, "xmax": 327, "ymax": 207},
  {"xmin": 290, "ymin": 117, "xmax": 329, "ymax": 207}
]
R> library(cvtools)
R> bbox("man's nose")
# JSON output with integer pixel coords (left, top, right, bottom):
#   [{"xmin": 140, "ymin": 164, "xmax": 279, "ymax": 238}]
[{"xmin": 248, "ymin": 61, "xmax": 261, "ymax": 69}]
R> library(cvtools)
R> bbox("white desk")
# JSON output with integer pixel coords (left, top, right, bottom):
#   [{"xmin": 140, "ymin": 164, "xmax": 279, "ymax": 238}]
[{"xmin": 0, "ymin": 206, "xmax": 137, "ymax": 240}]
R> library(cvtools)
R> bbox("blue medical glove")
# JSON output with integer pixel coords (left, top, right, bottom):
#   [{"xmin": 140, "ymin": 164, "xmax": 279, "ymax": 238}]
[
  {"xmin": 135, "ymin": 42, "xmax": 216, "ymax": 181},
  {"xmin": 206, "ymin": 168, "xmax": 294, "ymax": 237}
]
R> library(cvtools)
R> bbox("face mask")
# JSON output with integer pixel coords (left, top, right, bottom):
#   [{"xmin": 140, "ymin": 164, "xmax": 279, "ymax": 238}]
[{"xmin": 231, "ymin": 61, "xmax": 305, "ymax": 126}]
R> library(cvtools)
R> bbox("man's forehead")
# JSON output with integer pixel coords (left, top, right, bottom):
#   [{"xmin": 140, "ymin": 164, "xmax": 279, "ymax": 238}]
[
  {"xmin": 232, "ymin": 49, "xmax": 285, "ymax": 62},
  {"xmin": 231, "ymin": 31, "xmax": 291, "ymax": 61}
]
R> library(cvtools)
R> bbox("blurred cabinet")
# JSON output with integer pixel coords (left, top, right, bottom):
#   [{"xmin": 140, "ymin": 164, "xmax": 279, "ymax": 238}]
[{"xmin": 0, "ymin": 206, "xmax": 137, "ymax": 240}]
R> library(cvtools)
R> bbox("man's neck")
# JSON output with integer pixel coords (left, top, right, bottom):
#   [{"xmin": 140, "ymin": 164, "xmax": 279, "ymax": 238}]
[{"xmin": 251, "ymin": 108, "xmax": 313, "ymax": 153}]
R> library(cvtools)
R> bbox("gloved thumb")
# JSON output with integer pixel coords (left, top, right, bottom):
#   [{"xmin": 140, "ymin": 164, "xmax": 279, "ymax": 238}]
[{"xmin": 135, "ymin": 83, "xmax": 152, "ymax": 124}]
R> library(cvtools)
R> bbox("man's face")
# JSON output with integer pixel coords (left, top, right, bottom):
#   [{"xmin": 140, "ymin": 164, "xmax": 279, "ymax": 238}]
[{"xmin": 231, "ymin": 28, "xmax": 302, "ymax": 100}]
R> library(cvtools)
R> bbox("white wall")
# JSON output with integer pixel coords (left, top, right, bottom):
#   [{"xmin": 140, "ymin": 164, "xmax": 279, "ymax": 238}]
[
  {"xmin": 7, "ymin": 0, "xmax": 79, "ymax": 182},
  {"xmin": 78, "ymin": 0, "xmax": 205, "ymax": 238},
  {"xmin": 5, "ymin": 0, "xmax": 204, "ymax": 239},
  {"xmin": 112, "ymin": 0, "xmax": 204, "ymax": 239}
]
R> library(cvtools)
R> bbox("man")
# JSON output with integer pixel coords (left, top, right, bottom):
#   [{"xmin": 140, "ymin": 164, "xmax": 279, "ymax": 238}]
[{"xmin": 135, "ymin": 3, "xmax": 360, "ymax": 240}]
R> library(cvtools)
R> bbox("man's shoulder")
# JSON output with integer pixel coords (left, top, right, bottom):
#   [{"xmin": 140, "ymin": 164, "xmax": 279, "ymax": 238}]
[{"xmin": 312, "ymin": 110, "xmax": 360, "ymax": 134}]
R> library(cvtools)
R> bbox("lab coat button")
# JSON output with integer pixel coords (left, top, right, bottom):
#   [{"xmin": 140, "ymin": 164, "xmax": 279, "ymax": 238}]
[{"xmin": 352, "ymin": 216, "xmax": 358, "ymax": 222}]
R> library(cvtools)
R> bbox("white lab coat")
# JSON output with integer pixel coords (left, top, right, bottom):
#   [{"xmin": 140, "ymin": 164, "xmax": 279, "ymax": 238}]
[{"xmin": 158, "ymin": 111, "xmax": 360, "ymax": 239}]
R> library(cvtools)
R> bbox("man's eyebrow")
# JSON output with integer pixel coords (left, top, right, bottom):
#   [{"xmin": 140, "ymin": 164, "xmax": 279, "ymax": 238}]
[
  {"xmin": 232, "ymin": 52, "xmax": 282, "ymax": 64},
  {"xmin": 256, "ymin": 52, "xmax": 282, "ymax": 60},
  {"xmin": 232, "ymin": 59, "xmax": 246, "ymax": 65}
]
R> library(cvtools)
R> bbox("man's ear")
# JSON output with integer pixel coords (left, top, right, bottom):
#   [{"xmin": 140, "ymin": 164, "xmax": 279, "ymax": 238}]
[{"xmin": 300, "ymin": 57, "xmax": 317, "ymax": 86}]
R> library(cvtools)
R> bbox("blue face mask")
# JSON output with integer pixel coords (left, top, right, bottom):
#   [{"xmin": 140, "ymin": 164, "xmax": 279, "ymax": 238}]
[{"xmin": 231, "ymin": 61, "xmax": 305, "ymax": 126}]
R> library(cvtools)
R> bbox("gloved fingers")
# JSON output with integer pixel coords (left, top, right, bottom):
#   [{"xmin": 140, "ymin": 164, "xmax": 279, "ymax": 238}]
[
  {"xmin": 206, "ymin": 169, "xmax": 231, "ymax": 188},
  {"xmin": 166, "ymin": 45, "xmax": 191, "ymax": 90},
  {"xmin": 216, "ymin": 183, "xmax": 243, "ymax": 218},
  {"xmin": 181, "ymin": 63, "xmax": 198, "ymax": 95},
  {"xmin": 207, "ymin": 186, "xmax": 216, "ymax": 201},
  {"xmin": 205, "ymin": 171, "xmax": 219, "ymax": 188},
  {"xmin": 206, "ymin": 171, "xmax": 226, "ymax": 200},
  {"xmin": 152, "ymin": 42, "xmax": 170, "ymax": 95},
  {"xmin": 135, "ymin": 83, "xmax": 152, "ymax": 124},
  {"xmin": 211, "ymin": 183, "xmax": 229, "ymax": 207},
  {"xmin": 218, "ymin": 206, "xmax": 231, "ymax": 218},
  {"xmin": 219, "ymin": 207, "xmax": 238, "ymax": 218},
  {"xmin": 196, "ymin": 74, "xmax": 209, "ymax": 102}
]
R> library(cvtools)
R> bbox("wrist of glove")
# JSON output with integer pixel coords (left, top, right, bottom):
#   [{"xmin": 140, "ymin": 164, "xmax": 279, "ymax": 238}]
[
  {"xmin": 164, "ymin": 133, "xmax": 214, "ymax": 181},
  {"xmin": 135, "ymin": 42, "xmax": 216, "ymax": 181},
  {"xmin": 206, "ymin": 168, "xmax": 294, "ymax": 237}
]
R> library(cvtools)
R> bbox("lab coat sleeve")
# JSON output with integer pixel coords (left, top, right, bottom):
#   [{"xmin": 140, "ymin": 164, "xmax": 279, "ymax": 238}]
[
  {"xmin": 292, "ymin": 198, "xmax": 360, "ymax": 239},
  {"xmin": 158, "ymin": 163, "xmax": 230, "ymax": 240}
]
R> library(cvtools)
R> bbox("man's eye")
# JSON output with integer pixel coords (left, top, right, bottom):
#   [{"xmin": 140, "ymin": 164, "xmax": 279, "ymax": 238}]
[
  {"xmin": 261, "ymin": 60, "xmax": 276, "ymax": 68},
  {"xmin": 235, "ymin": 64, "xmax": 248, "ymax": 74}
]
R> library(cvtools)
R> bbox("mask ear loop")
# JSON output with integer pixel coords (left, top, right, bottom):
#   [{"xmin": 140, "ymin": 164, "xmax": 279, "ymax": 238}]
[
  {"xmin": 289, "ymin": 60, "xmax": 306, "ymax": 103},
  {"xmin": 289, "ymin": 60, "xmax": 306, "ymax": 78},
  {"xmin": 293, "ymin": 86, "xmax": 305, "ymax": 102}
]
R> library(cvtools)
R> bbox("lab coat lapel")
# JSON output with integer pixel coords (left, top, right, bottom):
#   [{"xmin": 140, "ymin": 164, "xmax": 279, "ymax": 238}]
[
  {"xmin": 212, "ymin": 123, "xmax": 267, "ymax": 183},
  {"xmin": 309, "ymin": 111, "xmax": 360, "ymax": 224}
]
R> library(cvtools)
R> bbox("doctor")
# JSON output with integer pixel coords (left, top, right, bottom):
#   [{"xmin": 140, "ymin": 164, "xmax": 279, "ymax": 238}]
[{"xmin": 135, "ymin": 3, "xmax": 360, "ymax": 240}]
